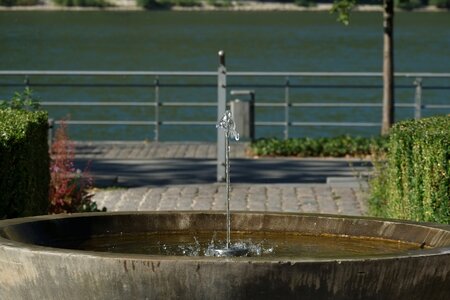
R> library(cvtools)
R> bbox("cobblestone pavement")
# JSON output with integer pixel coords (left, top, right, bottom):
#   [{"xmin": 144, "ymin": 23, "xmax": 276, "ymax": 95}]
[
  {"xmin": 75, "ymin": 141, "xmax": 248, "ymax": 159},
  {"xmin": 82, "ymin": 141, "xmax": 371, "ymax": 217},
  {"xmin": 93, "ymin": 183, "xmax": 368, "ymax": 216}
]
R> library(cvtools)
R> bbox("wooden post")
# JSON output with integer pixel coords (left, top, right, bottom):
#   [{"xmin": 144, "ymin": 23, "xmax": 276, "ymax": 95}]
[{"xmin": 382, "ymin": 0, "xmax": 394, "ymax": 135}]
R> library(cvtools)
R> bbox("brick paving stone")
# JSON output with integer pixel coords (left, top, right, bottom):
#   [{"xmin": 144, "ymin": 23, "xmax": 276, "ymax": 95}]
[
  {"xmin": 247, "ymin": 186, "xmax": 267, "ymax": 211},
  {"xmin": 280, "ymin": 186, "xmax": 299, "ymax": 212},
  {"xmin": 295, "ymin": 187, "xmax": 318, "ymax": 213},
  {"xmin": 92, "ymin": 183, "xmax": 368, "ymax": 216},
  {"xmin": 138, "ymin": 188, "xmax": 164, "ymax": 211},
  {"xmin": 313, "ymin": 186, "xmax": 339, "ymax": 214},
  {"xmin": 115, "ymin": 187, "xmax": 148, "ymax": 211},
  {"xmin": 331, "ymin": 187, "xmax": 364, "ymax": 216},
  {"xmin": 94, "ymin": 189, "xmax": 124, "ymax": 211},
  {"xmin": 191, "ymin": 197, "xmax": 212, "ymax": 210},
  {"xmin": 174, "ymin": 144, "xmax": 188, "ymax": 158},
  {"xmin": 266, "ymin": 187, "xmax": 282, "ymax": 211},
  {"xmin": 76, "ymin": 142, "xmax": 248, "ymax": 159}
]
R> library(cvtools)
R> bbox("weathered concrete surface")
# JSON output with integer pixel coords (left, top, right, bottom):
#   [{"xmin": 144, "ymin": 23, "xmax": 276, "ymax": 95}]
[{"xmin": 1, "ymin": 212, "xmax": 450, "ymax": 300}]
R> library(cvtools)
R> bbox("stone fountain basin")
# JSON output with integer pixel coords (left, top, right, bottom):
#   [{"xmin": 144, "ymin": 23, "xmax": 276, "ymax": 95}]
[{"xmin": 1, "ymin": 212, "xmax": 450, "ymax": 300}]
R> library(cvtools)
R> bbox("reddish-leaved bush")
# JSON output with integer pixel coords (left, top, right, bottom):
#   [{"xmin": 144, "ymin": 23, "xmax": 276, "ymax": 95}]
[{"xmin": 49, "ymin": 121, "xmax": 103, "ymax": 214}]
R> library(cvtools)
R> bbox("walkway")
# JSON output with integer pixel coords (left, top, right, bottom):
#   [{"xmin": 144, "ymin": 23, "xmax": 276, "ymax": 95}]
[{"xmin": 76, "ymin": 141, "xmax": 372, "ymax": 216}]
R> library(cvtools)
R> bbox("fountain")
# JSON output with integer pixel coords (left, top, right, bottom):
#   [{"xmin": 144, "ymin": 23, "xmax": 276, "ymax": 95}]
[
  {"xmin": 1, "ymin": 112, "xmax": 450, "ymax": 299},
  {"xmin": 212, "ymin": 110, "xmax": 249, "ymax": 257}
]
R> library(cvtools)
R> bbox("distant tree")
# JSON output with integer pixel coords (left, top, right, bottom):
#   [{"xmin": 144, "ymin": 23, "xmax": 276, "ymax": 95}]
[{"xmin": 332, "ymin": 0, "xmax": 394, "ymax": 135}]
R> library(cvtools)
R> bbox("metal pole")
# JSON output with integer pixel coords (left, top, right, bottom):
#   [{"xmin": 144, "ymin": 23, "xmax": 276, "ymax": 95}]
[
  {"xmin": 217, "ymin": 51, "xmax": 227, "ymax": 182},
  {"xmin": 414, "ymin": 78, "xmax": 422, "ymax": 120},
  {"xmin": 225, "ymin": 130, "xmax": 230, "ymax": 248},
  {"xmin": 249, "ymin": 91, "xmax": 255, "ymax": 141},
  {"xmin": 48, "ymin": 119, "xmax": 54, "ymax": 149},
  {"xmin": 154, "ymin": 76, "xmax": 160, "ymax": 142},
  {"xmin": 24, "ymin": 75, "xmax": 30, "ymax": 89},
  {"xmin": 284, "ymin": 76, "xmax": 290, "ymax": 140}
]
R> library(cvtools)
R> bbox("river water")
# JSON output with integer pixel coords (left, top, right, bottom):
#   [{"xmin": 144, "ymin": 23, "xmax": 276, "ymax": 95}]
[{"xmin": 1, "ymin": 11, "xmax": 449, "ymax": 141}]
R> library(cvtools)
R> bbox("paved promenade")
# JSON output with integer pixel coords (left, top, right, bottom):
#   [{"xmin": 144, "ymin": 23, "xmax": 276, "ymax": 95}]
[
  {"xmin": 77, "ymin": 142, "xmax": 371, "ymax": 216},
  {"xmin": 93, "ymin": 183, "xmax": 368, "ymax": 216}
]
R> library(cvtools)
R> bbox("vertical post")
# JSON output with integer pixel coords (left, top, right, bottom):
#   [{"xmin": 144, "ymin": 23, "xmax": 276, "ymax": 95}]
[
  {"xmin": 154, "ymin": 76, "xmax": 160, "ymax": 142},
  {"xmin": 414, "ymin": 78, "xmax": 422, "ymax": 120},
  {"xmin": 382, "ymin": 0, "xmax": 395, "ymax": 135},
  {"xmin": 24, "ymin": 75, "xmax": 30, "ymax": 90},
  {"xmin": 249, "ymin": 92, "xmax": 255, "ymax": 141},
  {"xmin": 48, "ymin": 119, "xmax": 54, "ymax": 149},
  {"xmin": 217, "ymin": 51, "xmax": 227, "ymax": 182},
  {"xmin": 284, "ymin": 76, "xmax": 290, "ymax": 140},
  {"xmin": 230, "ymin": 90, "xmax": 255, "ymax": 141}
]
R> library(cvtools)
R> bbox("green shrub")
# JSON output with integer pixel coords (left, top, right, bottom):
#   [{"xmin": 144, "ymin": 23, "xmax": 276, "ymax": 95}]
[
  {"xmin": 136, "ymin": 0, "xmax": 164, "ymax": 8},
  {"xmin": 369, "ymin": 116, "xmax": 450, "ymax": 223},
  {"xmin": 250, "ymin": 135, "xmax": 388, "ymax": 158},
  {"xmin": 136, "ymin": 0, "xmax": 201, "ymax": 8},
  {"xmin": 0, "ymin": 109, "xmax": 49, "ymax": 219},
  {"xmin": 429, "ymin": 0, "xmax": 450, "ymax": 8},
  {"xmin": 295, "ymin": 0, "xmax": 317, "ymax": 7},
  {"xmin": 51, "ymin": 0, "xmax": 111, "ymax": 7},
  {"xmin": 0, "ymin": 0, "xmax": 39, "ymax": 6},
  {"xmin": 207, "ymin": 0, "xmax": 231, "ymax": 7}
]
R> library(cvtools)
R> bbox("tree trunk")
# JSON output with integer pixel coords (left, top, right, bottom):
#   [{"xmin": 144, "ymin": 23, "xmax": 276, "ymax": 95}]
[{"xmin": 382, "ymin": 0, "xmax": 394, "ymax": 135}]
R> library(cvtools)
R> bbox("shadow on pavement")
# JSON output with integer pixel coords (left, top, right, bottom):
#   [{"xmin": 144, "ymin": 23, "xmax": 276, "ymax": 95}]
[{"xmin": 75, "ymin": 158, "xmax": 372, "ymax": 187}]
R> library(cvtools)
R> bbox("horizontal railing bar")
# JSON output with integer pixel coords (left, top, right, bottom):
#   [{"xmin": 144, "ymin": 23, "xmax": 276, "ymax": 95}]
[
  {"xmin": 423, "ymin": 86, "xmax": 450, "ymax": 90},
  {"xmin": 160, "ymin": 121, "xmax": 215, "ymax": 125},
  {"xmin": 19, "ymin": 82, "xmax": 438, "ymax": 90},
  {"xmin": 57, "ymin": 120, "xmax": 384, "ymax": 127},
  {"xmin": 11, "ymin": 82, "xmax": 445, "ymax": 90},
  {"xmin": 16, "ymin": 83, "xmax": 214, "ymax": 88},
  {"xmin": 1, "ymin": 71, "xmax": 450, "ymax": 78},
  {"xmin": 229, "ymin": 72, "xmax": 450, "ymax": 78},
  {"xmin": 41, "ymin": 101, "xmax": 448, "ymax": 109},
  {"xmin": 424, "ymin": 104, "xmax": 450, "ymax": 109},
  {"xmin": 0, "ymin": 71, "xmax": 217, "ymax": 77},
  {"xmin": 57, "ymin": 120, "xmax": 156, "ymax": 126},
  {"xmin": 254, "ymin": 103, "xmax": 427, "ymax": 108},
  {"xmin": 55, "ymin": 120, "xmax": 216, "ymax": 126},
  {"xmin": 229, "ymin": 84, "xmax": 383, "ymax": 89},
  {"xmin": 42, "ymin": 101, "xmax": 217, "ymax": 107},
  {"xmin": 290, "ymin": 122, "xmax": 381, "ymax": 127},
  {"xmin": 290, "ymin": 103, "xmax": 382, "ymax": 108},
  {"xmin": 160, "ymin": 102, "xmax": 216, "ymax": 107},
  {"xmin": 42, "ymin": 101, "xmax": 156, "ymax": 106},
  {"xmin": 26, "ymin": 83, "xmax": 155, "ymax": 88},
  {"xmin": 255, "ymin": 121, "xmax": 380, "ymax": 127}
]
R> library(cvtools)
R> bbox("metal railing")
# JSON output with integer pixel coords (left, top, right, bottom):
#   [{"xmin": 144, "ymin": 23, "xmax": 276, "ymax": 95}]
[
  {"xmin": 2, "ymin": 58, "xmax": 450, "ymax": 182},
  {"xmin": 1, "ymin": 69, "xmax": 449, "ymax": 143}
]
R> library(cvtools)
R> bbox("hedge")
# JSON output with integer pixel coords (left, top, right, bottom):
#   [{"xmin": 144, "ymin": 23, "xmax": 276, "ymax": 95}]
[
  {"xmin": 370, "ymin": 115, "xmax": 450, "ymax": 223},
  {"xmin": 0, "ymin": 109, "xmax": 50, "ymax": 219},
  {"xmin": 250, "ymin": 135, "xmax": 388, "ymax": 158}
]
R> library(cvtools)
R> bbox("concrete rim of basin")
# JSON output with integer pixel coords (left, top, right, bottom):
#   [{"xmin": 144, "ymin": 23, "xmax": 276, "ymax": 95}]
[
  {"xmin": 1, "ymin": 211, "xmax": 450, "ymax": 300},
  {"xmin": 1, "ymin": 211, "xmax": 450, "ymax": 262}
]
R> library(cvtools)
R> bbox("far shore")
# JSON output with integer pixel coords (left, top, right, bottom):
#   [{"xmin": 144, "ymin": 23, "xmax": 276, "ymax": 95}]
[{"xmin": 0, "ymin": 1, "xmax": 448, "ymax": 12}]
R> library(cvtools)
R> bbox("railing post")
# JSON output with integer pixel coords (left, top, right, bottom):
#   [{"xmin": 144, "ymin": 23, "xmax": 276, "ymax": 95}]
[
  {"xmin": 217, "ymin": 50, "xmax": 227, "ymax": 182},
  {"xmin": 154, "ymin": 76, "xmax": 160, "ymax": 142},
  {"xmin": 414, "ymin": 77, "xmax": 422, "ymax": 120},
  {"xmin": 48, "ymin": 118, "xmax": 54, "ymax": 149},
  {"xmin": 284, "ymin": 76, "xmax": 290, "ymax": 140},
  {"xmin": 24, "ymin": 75, "xmax": 30, "ymax": 89}
]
